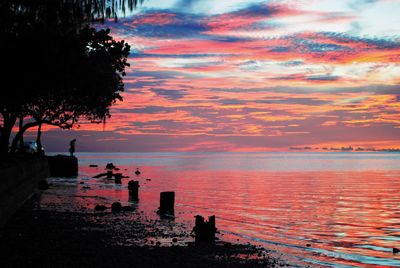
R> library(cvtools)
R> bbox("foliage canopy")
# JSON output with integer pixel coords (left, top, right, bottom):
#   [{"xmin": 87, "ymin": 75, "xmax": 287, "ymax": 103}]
[{"xmin": 0, "ymin": 0, "xmax": 134, "ymax": 154}]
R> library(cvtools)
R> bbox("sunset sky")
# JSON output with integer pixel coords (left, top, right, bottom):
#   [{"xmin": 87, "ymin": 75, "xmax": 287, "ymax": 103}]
[{"xmin": 43, "ymin": 0, "xmax": 400, "ymax": 152}]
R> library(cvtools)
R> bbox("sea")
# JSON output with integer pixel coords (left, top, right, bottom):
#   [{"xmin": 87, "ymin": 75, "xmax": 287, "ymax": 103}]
[{"xmin": 46, "ymin": 152, "xmax": 400, "ymax": 267}]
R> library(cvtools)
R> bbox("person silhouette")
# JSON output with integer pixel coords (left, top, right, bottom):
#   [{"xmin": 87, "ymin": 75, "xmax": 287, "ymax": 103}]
[{"xmin": 69, "ymin": 139, "xmax": 76, "ymax": 156}]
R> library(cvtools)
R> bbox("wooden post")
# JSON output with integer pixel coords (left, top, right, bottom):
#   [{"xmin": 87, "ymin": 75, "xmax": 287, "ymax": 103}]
[
  {"xmin": 158, "ymin": 191, "xmax": 175, "ymax": 215},
  {"xmin": 208, "ymin": 215, "xmax": 216, "ymax": 241},
  {"xmin": 128, "ymin": 180, "xmax": 139, "ymax": 201},
  {"xmin": 114, "ymin": 173, "xmax": 122, "ymax": 184},
  {"xmin": 193, "ymin": 215, "xmax": 217, "ymax": 243}
]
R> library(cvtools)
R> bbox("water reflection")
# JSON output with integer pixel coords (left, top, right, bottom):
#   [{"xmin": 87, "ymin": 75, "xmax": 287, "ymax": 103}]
[{"xmin": 43, "ymin": 152, "xmax": 400, "ymax": 267}]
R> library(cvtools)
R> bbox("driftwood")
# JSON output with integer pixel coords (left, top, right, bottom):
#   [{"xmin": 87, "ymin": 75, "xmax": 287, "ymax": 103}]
[
  {"xmin": 93, "ymin": 171, "xmax": 113, "ymax": 179},
  {"xmin": 93, "ymin": 171, "xmax": 129, "ymax": 183}
]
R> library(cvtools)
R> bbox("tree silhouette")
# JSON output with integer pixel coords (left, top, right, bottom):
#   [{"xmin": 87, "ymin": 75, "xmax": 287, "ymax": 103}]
[
  {"xmin": 9, "ymin": 27, "xmax": 130, "ymax": 153},
  {"xmin": 0, "ymin": 0, "xmax": 134, "ymax": 155}
]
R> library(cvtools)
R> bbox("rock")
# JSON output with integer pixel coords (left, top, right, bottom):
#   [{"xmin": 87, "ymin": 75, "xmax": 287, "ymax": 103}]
[
  {"xmin": 135, "ymin": 168, "xmax": 141, "ymax": 175},
  {"xmin": 122, "ymin": 206, "xmax": 134, "ymax": 212},
  {"xmin": 94, "ymin": 205, "xmax": 107, "ymax": 211},
  {"xmin": 306, "ymin": 244, "xmax": 311, "ymax": 247},
  {"xmin": 393, "ymin": 248, "xmax": 399, "ymax": 254},
  {"xmin": 89, "ymin": 164, "xmax": 98, "ymax": 167},
  {"xmin": 106, "ymin": 163, "xmax": 116, "ymax": 170},
  {"xmin": 172, "ymin": 238, "xmax": 178, "ymax": 243},
  {"xmin": 38, "ymin": 180, "xmax": 49, "ymax": 190},
  {"xmin": 47, "ymin": 155, "xmax": 78, "ymax": 177},
  {"xmin": 111, "ymin": 202, "xmax": 122, "ymax": 212}
]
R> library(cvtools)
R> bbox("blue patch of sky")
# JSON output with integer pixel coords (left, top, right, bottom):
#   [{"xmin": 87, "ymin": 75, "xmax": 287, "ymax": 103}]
[
  {"xmin": 115, "ymin": 10, "xmax": 266, "ymax": 42},
  {"xmin": 132, "ymin": 12, "xmax": 207, "ymax": 38},
  {"xmin": 321, "ymin": 32, "xmax": 400, "ymax": 49},
  {"xmin": 306, "ymin": 75, "xmax": 339, "ymax": 81},
  {"xmin": 115, "ymin": 106, "xmax": 177, "ymax": 114},
  {"xmin": 292, "ymin": 38, "xmax": 350, "ymax": 53},
  {"xmin": 270, "ymin": 46, "xmax": 292, "ymax": 52},
  {"xmin": 150, "ymin": 88, "xmax": 187, "ymax": 100},
  {"xmin": 348, "ymin": 0, "xmax": 378, "ymax": 11},
  {"xmin": 231, "ymin": 2, "xmax": 279, "ymax": 17},
  {"xmin": 281, "ymin": 60, "xmax": 304, "ymax": 66},
  {"xmin": 130, "ymin": 52, "xmax": 236, "ymax": 58},
  {"xmin": 125, "ymin": 70, "xmax": 198, "ymax": 79}
]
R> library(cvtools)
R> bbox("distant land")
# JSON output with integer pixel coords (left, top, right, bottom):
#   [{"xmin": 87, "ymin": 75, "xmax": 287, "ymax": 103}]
[{"xmin": 289, "ymin": 146, "xmax": 400, "ymax": 152}]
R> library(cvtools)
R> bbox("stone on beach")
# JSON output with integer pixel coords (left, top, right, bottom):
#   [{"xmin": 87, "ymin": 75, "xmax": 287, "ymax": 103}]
[
  {"xmin": 122, "ymin": 206, "xmax": 134, "ymax": 212},
  {"xmin": 94, "ymin": 205, "xmax": 107, "ymax": 211},
  {"xmin": 111, "ymin": 202, "xmax": 122, "ymax": 212}
]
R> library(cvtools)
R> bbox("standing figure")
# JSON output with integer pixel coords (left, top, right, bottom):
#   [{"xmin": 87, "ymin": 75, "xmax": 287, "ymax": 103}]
[{"xmin": 69, "ymin": 139, "xmax": 76, "ymax": 156}]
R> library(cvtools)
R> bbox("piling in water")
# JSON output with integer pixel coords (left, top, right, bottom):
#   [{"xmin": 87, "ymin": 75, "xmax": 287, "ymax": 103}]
[
  {"xmin": 193, "ymin": 215, "xmax": 217, "ymax": 244},
  {"xmin": 114, "ymin": 173, "xmax": 122, "ymax": 184},
  {"xmin": 158, "ymin": 191, "xmax": 175, "ymax": 215},
  {"xmin": 128, "ymin": 180, "xmax": 139, "ymax": 201}
]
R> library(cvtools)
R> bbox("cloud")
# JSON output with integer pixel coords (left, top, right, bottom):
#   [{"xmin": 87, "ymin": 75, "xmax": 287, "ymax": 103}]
[
  {"xmin": 349, "ymin": 0, "xmax": 379, "ymax": 11},
  {"xmin": 150, "ymin": 88, "xmax": 187, "ymax": 100},
  {"xmin": 42, "ymin": 0, "xmax": 400, "ymax": 151}
]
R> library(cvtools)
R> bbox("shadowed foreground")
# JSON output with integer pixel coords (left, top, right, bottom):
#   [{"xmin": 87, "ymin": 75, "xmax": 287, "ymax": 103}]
[{"xmin": 0, "ymin": 194, "xmax": 286, "ymax": 268}]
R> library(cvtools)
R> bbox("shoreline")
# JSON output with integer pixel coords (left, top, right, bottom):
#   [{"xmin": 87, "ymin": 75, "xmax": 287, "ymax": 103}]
[{"xmin": 0, "ymin": 191, "xmax": 287, "ymax": 267}]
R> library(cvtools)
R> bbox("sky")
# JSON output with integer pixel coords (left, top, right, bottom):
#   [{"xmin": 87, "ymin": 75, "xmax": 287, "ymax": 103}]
[{"xmin": 42, "ymin": 0, "xmax": 400, "ymax": 152}]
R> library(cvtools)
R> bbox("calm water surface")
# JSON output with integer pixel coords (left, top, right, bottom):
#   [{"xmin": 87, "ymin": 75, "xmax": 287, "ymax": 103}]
[{"xmin": 48, "ymin": 152, "xmax": 400, "ymax": 267}]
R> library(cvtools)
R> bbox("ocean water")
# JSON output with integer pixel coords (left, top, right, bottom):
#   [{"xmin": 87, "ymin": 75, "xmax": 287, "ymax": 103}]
[{"xmin": 48, "ymin": 152, "xmax": 400, "ymax": 267}]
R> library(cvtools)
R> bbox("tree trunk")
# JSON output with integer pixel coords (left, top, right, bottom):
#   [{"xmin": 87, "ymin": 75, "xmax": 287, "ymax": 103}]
[
  {"xmin": 36, "ymin": 122, "xmax": 43, "ymax": 155},
  {"xmin": 0, "ymin": 113, "xmax": 17, "ymax": 155},
  {"xmin": 0, "ymin": 127, "xmax": 11, "ymax": 155},
  {"xmin": 10, "ymin": 121, "xmax": 39, "ymax": 153},
  {"xmin": 18, "ymin": 116, "xmax": 25, "ymax": 153}
]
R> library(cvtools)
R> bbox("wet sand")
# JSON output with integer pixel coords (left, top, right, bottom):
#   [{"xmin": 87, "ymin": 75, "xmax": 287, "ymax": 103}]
[{"xmin": 0, "ymin": 190, "xmax": 287, "ymax": 267}]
